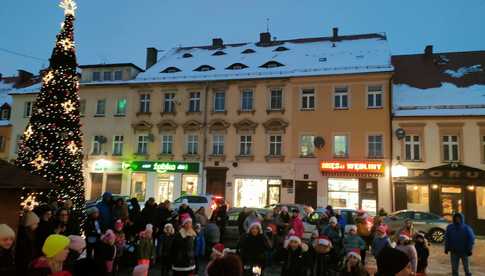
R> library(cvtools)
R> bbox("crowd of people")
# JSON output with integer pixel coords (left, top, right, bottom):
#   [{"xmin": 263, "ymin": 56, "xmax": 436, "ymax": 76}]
[{"xmin": 0, "ymin": 195, "xmax": 477, "ymax": 276}]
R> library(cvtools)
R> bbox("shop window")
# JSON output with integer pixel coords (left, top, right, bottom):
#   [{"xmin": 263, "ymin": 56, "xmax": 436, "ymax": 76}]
[
  {"xmin": 334, "ymin": 86, "xmax": 349, "ymax": 109},
  {"xmin": 241, "ymin": 89, "xmax": 253, "ymax": 111},
  {"xmin": 164, "ymin": 93, "xmax": 175, "ymax": 113},
  {"xmin": 300, "ymin": 135, "xmax": 315, "ymax": 157},
  {"xmin": 269, "ymin": 135, "xmax": 282, "ymax": 156},
  {"xmin": 404, "ymin": 135, "xmax": 421, "ymax": 161},
  {"xmin": 131, "ymin": 173, "xmax": 147, "ymax": 202},
  {"xmin": 115, "ymin": 98, "xmax": 127, "ymax": 116},
  {"xmin": 189, "ymin": 92, "xmax": 201, "ymax": 112},
  {"xmin": 476, "ymin": 187, "xmax": 485, "ymax": 219},
  {"xmin": 161, "ymin": 135, "xmax": 173, "ymax": 154},
  {"xmin": 213, "ymin": 91, "xmax": 225, "ymax": 112},
  {"xmin": 235, "ymin": 178, "xmax": 268, "ymax": 208},
  {"xmin": 442, "ymin": 135, "xmax": 459, "ymax": 161},
  {"xmin": 158, "ymin": 174, "xmax": 175, "ymax": 203},
  {"xmin": 137, "ymin": 135, "xmax": 149, "ymax": 155},
  {"xmin": 95, "ymin": 99, "xmax": 106, "ymax": 116},
  {"xmin": 212, "ymin": 134, "xmax": 224, "ymax": 155},
  {"xmin": 368, "ymin": 135, "xmax": 383, "ymax": 158},
  {"xmin": 333, "ymin": 135, "xmax": 348, "ymax": 158},
  {"xmin": 269, "ymin": 88, "xmax": 283, "ymax": 110},
  {"xmin": 182, "ymin": 175, "xmax": 198, "ymax": 195},
  {"xmin": 367, "ymin": 85, "xmax": 383, "ymax": 108},
  {"xmin": 139, "ymin": 93, "xmax": 150, "ymax": 113},
  {"xmin": 239, "ymin": 135, "xmax": 252, "ymax": 156},
  {"xmin": 301, "ymin": 89, "xmax": 315, "ymax": 110},
  {"xmin": 328, "ymin": 178, "xmax": 359, "ymax": 209},
  {"xmin": 112, "ymin": 135, "xmax": 124, "ymax": 156},
  {"xmin": 406, "ymin": 185, "xmax": 429, "ymax": 212}
]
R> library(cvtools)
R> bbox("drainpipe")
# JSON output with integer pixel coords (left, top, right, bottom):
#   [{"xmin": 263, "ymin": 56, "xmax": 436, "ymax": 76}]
[
  {"xmin": 202, "ymin": 81, "xmax": 210, "ymax": 194},
  {"xmin": 389, "ymin": 75, "xmax": 395, "ymax": 212}
]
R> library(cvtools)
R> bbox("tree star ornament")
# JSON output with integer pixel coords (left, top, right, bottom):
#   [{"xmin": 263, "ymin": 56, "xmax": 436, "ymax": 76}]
[
  {"xmin": 43, "ymin": 71, "xmax": 55, "ymax": 84},
  {"xmin": 61, "ymin": 100, "xmax": 76, "ymax": 113},
  {"xmin": 24, "ymin": 125, "xmax": 34, "ymax": 140},
  {"xmin": 31, "ymin": 154, "xmax": 48, "ymax": 171},
  {"xmin": 58, "ymin": 38, "xmax": 75, "ymax": 51},
  {"xmin": 59, "ymin": 0, "xmax": 77, "ymax": 16},
  {"xmin": 67, "ymin": 141, "xmax": 78, "ymax": 155}
]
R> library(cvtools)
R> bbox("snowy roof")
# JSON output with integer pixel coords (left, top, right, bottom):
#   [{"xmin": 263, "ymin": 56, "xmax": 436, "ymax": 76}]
[
  {"xmin": 11, "ymin": 82, "xmax": 42, "ymax": 95},
  {"xmin": 134, "ymin": 33, "xmax": 393, "ymax": 83}
]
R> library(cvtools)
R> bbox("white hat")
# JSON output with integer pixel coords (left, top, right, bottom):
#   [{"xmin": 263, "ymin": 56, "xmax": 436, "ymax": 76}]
[
  {"xmin": 181, "ymin": 199, "xmax": 189, "ymax": 205},
  {"xmin": 329, "ymin": 216, "xmax": 338, "ymax": 224},
  {"xmin": 247, "ymin": 222, "xmax": 262, "ymax": 234},
  {"xmin": 347, "ymin": 225, "xmax": 357, "ymax": 233},
  {"xmin": 313, "ymin": 236, "xmax": 332, "ymax": 248},
  {"xmin": 347, "ymin": 249, "xmax": 362, "ymax": 261},
  {"xmin": 284, "ymin": 235, "xmax": 302, "ymax": 248}
]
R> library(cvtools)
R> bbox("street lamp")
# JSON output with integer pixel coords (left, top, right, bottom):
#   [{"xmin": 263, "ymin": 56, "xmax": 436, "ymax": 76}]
[{"xmin": 391, "ymin": 156, "xmax": 408, "ymax": 177}]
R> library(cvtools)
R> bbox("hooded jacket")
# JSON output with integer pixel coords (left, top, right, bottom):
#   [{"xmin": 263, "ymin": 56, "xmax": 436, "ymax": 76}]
[
  {"xmin": 171, "ymin": 228, "xmax": 196, "ymax": 271},
  {"xmin": 445, "ymin": 213, "xmax": 475, "ymax": 256},
  {"xmin": 238, "ymin": 231, "xmax": 270, "ymax": 267},
  {"xmin": 280, "ymin": 243, "xmax": 310, "ymax": 276},
  {"xmin": 97, "ymin": 192, "xmax": 113, "ymax": 230}
]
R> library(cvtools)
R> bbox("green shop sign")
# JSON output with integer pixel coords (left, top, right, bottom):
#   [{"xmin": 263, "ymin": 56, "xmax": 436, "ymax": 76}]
[{"xmin": 122, "ymin": 161, "xmax": 199, "ymax": 173}]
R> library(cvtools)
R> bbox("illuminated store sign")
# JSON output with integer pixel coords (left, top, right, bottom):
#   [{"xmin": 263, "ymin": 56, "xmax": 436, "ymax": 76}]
[
  {"xmin": 320, "ymin": 161, "xmax": 385, "ymax": 175},
  {"xmin": 122, "ymin": 161, "xmax": 199, "ymax": 173}
]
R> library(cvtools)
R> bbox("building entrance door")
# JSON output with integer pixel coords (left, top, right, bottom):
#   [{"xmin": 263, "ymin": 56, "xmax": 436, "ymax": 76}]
[
  {"xmin": 206, "ymin": 167, "xmax": 227, "ymax": 197},
  {"xmin": 441, "ymin": 186, "xmax": 463, "ymax": 221},
  {"xmin": 295, "ymin": 181, "xmax": 317, "ymax": 208}
]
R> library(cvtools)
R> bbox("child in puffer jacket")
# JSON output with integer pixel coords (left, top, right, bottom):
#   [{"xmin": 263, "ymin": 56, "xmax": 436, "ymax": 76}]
[{"xmin": 159, "ymin": 223, "xmax": 175, "ymax": 276}]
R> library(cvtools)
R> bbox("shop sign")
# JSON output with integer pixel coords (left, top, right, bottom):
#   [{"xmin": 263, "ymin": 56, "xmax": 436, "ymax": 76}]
[
  {"xmin": 122, "ymin": 161, "xmax": 199, "ymax": 173},
  {"xmin": 94, "ymin": 161, "xmax": 122, "ymax": 172},
  {"xmin": 320, "ymin": 161, "xmax": 385, "ymax": 175}
]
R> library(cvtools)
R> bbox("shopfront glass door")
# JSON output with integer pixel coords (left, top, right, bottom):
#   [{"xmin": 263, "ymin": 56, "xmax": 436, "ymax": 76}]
[
  {"xmin": 157, "ymin": 174, "xmax": 175, "ymax": 203},
  {"xmin": 441, "ymin": 186, "xmax": 463, "ymax": 221}
]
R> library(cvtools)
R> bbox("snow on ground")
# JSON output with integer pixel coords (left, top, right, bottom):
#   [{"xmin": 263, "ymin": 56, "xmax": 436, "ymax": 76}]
[
  {"xmin": 393, "ymin": 82, "xmax": 485, "ymax": 116},
  {"xmin": 445, "ymin": 64, "xmax": 483, "ymax": 78}
]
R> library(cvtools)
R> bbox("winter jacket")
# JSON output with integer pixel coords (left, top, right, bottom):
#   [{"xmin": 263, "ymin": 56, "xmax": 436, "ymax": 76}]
[
  {"xmin": 97, "ymin": 200, "xmax": 113, "ymax": 230},
  {"xmin": 343, "ymin": 234, "xmax": 366, "ymax": 253},
  {"xmin": 35, "ymin": 220, "xmax": 55, "ymax": 252},
  {"xmin": 94, "ymin": 242, "xmax": 116, "ymax": 275},
  {"xmin": 65, "ymin": 256, "xmax": 102, "ymax": 276},
  {"xmin": 275, "ymin": 212, "xmax": 291, "ymax": 235},
  {"xmin": 280, "ymin": 243, "xmax": 310, "ymax": 276},
  {"xmin": 195, "ymin": 231, "xmax": 206, "ymax": 257},
  {"xmin": 445, "ymin": 213, "xmax": 475, "ymax": 256},
  {"xmin": 290, "ymin": 216, "xmax": 304, "ymax": 238},
  {"xmin": 195, "ymin": 212, "xmax": 209, "ymax": 227},
  {"xmin": 28, "ymin": 257, "xmax": 72, "ymax": 276},
  {"xmin": 238, "ymin": 233, "xmax": 270, "ymax": 267},
  {"xmin": 114, "ymin": 230, "xmax": 125, "ymax": 257},
  {"xmin": 340, "ymin": 265, "xmax": 368, "ymax": 276},
  {"xmin": 112, "ymin": 205, "xmax": 129, "ymax": 222},
  {"xmin": 310, "ymin": 247, "xmax": 340, "ymax": 276},
  {"xmin": 54, "ymin": 220, "xmax": 80, "ymax": 236},
  {"xmin": 171, "ymin": 228, "xmax": 196, "ymax": 272},
  {"xmin": 158, "ymin": 233, "xmax": 174, "ymax": 266},
  {"xmin": 16, "ymin": 226, "xmax": 39, "ymax": 275},
  {"xmin": 0, "ymin": 247, "xmax": 15, "ymax": 275},
  {"xmin": 322, "ymin": 225, "xmax": 344, "ymax": 255},
  {"xmin": 414, "ymin": 241, "xmax": 429, "ymax": 273},
  {"xmin": 371, "ymin": 235, "xmax": 390, "ymax": 257},
  {"xmin": 211, "ymin": 205, "xmax": 228, "ymax": 229},
  {"xmin": 356, "ymin": 221, "xmax": 371, "ymax": 238},
  {"xmin": 396, "ymin": 244, "xmax": 418, "ymax": 273},
  {"xmin": 84, "ymin": 218, "xmax": 103, "ymax": 244},
  {"xmin": 136, "ymin": 238, "xmax": 155, "ymax": 260},
  {"xmin": 141, "ymin": 204, "xmax": 161, "ymax": 230}
]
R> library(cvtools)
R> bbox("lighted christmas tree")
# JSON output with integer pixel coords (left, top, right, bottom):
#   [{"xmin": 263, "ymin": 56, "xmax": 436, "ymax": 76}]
[{"xmin": 16, "ymin": 0, "xmax": 85, "ymax": 222}]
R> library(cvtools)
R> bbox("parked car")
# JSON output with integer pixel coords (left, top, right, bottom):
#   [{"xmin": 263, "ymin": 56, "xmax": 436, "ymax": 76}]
[
  {"xmin": 383, "ymin": 210, "xmax": 449, "ymax": 243},
  {"xmin": 173, "ymin": 194, "xmax": 225, "ymax": 217},
  {"xmin": 314, "ymin": 207, "xmax": 359, "ymax": 225}
]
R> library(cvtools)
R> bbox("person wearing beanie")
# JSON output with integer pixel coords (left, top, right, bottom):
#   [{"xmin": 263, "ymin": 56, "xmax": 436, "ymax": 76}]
[
  {"xmin": 343, "ymin": 225, "xmax": 366, "ymax": 262},
  {"xmin": 289, "ymin": 208, "xmax": 304, "ymax": 238},
  {"xmin": 132, "ymin": 264, "xmax": 149, "ymax": 276},
  {"xmin": 396, "ymin": 235, "xmax": 417, "ymax": 274},
  {"xmin": 238, "ymin": 221, "xmax": 270, "ymax": 275},
  {"xmin": 97, "ymin": 192, "xmax": 114, "ymax": 230},
  {"xmin": 322, "ymin": 216, "xmax": 344, "ymax": 256},
  {"xmin": 414, "ymin": 232, "xmax": 429, "ymax": 274},
  {"xmin": 95, "ymin": 230, "xmax": 117, "ymax": 275},
  {"xmin": 341, "ymin": 248, "xmax": 367, "ymax": 276},
  {"xmin": 206, "ymin": 253, "xmax": 243, "ymax": 276},
  {"xmin": 372, "ymin": 225, "xmax": 391, "ymax": 258},
  {"xmin": 84, "ymin": 206, "xmax": 102, "ymax": 259},
  {"xmin": 377, "ymin": 246, "xmax": 413, "ymax": 276},
  {"xmin": 136, "ymin": 224, "xmax": 156, "ymax": 274},
  {"xmin": 64, "ymin": 235, "xmax": 95, "ymax": 276},
  {"xmin": 275, "ymin": 207, "xmax": 291, "ymax": 239},
  {"xmin": 16, "ymin": 211, "xmax": 41, "ymax": 275},
  {"xmin": 171, "ymin": 213, "xmax": 197, "ymax": 275},
  {"xmin": 29, "ymin": 234, "xmax": 71, "ymax": 276},
  {"xmin": 159, "ymin": 224, "xmax": 175, "ymax": 276},
  {"xmin": 310, "ymin": 236, "xmax": 339, "ymax": 275},
  {"xmin": 278, "ymin": 234, "xmax": 310, "ymax": 276},
  {"xmin": 0, "ymin": 224, "xmax": 16, "ymax": 275}
]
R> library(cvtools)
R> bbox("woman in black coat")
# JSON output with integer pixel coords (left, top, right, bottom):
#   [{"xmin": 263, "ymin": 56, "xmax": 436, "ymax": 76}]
[
  {"xmin": 16, "ymin": 212, "xmax": 40, "ymax": 275},
  {"xmin": 279, "ymin": 236, "xmax": 310, "ymax": 276},
  {"xmin": 238, "ymin": 222, "xmax": 271, "ymax": 273},
  {"xmin": 171, "ymin": 215, "xmax": 197, "ymax": 276}
]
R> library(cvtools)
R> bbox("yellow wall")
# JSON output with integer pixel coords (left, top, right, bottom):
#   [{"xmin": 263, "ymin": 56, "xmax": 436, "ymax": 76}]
[{"xmin": 0, "ymin": 126, "xmax": 12, "ymax": 160}]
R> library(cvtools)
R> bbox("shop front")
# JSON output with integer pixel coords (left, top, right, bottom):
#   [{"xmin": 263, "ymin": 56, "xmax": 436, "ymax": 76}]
[
  {"xmin": 234, "ymin": 177, "xmax": 281, "ymax": 208},
  {"xmin": 123, "ymin": 161, "xmax": 201, "ymax": 203},
  {"xmin": 88, "ymin": 159, "xmax": 125, "ymax": 200},
  {"xmin": 394, "ymin": 163, "xmax": 485, "ymax": 235},
  {"xmin": 320, "ymin": 160, "xmax": 385, "ymax": 215}
]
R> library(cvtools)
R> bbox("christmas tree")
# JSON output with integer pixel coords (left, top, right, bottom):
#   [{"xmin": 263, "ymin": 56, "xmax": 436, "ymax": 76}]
[{"xmin": 16, "ymin": 0, "xmax": 85, "ymax": 222}]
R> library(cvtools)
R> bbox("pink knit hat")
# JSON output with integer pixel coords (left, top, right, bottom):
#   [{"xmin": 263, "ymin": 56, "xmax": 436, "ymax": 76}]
[
  {"xmin": 114, "ymin": 219, "xmax": 124, "ymax": 231},
  {"xmin": 180, "ymin": 213, "xmax": 192, "ymax": 226},
  {"xmin": 68, "ymin": 235, "xmax": 86, "ymax": 253}
]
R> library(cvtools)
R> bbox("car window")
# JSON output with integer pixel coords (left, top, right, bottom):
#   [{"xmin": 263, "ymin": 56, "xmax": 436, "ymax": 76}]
[
  {"xmin": 415, "ymin": 212, "xmax": 438, "ymax": 220},
  {"xmin": 394, "ymin": 212, "xmax": 414, "ymax": 219},
  {"xmin": 174, "ymin": 197, "xmax": 184, "ymax": 203},
  {"xmin": 188, "ymin": 196, "xmax": 207, "ymax": 204}
]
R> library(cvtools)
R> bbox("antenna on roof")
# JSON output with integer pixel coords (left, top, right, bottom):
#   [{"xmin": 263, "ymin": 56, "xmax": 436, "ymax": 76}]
[{"xmin": 266, "ymin": 18, "xmax": 270, "ymax": 33}]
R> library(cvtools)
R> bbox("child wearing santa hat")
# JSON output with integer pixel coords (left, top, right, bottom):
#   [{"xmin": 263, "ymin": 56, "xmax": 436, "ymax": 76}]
[
  {"xmin": 136, "ymin": 224, "xmax": 156, "ymax": 275},
  {"xmin": 159, "ymin": 223, "xmax": 175, "ymax": 276},
  {"xmin": 95, "ymin": 229, "xmax": 117, "ymax": 275},
  {"xmin": 310, "ymin": 236, "xmax": 339, "ymax": 275},
  {"xmin": 396, "ymin": 234, "xmax": 417, "ymax": 274},
  {"xmin": 343, "ymin": 225, "xmax": 366, "ymax": 262},
  {"xmin": 279, "ymin": 234, "xmax": 310, "ymax": 276},
  {"xmin": 238, "ymin": 222, "xmax": 270, "ymax": 275},
  {"xmin": 341, "ymin": 248, "xmax": 367, "ymax": 276},
  {"xmin": 171, "ymin": 213, "xmax": 197, "ymax": 275}
]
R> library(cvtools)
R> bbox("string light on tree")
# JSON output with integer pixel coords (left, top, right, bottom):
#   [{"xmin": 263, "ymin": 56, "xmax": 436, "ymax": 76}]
[
  {"xmin": 61, "ymin": 100, "xmax": 76, "ymax": 113},
  {"xmin": 24, "ymin": 125, "xmax": 34, "ymax": 140},
  {"xmin": 67, "ymin": 141, "xmax": 78, "ymax": 155},
  {"xmin": 43, "ymin": 71, "xmax": 55, "ymax": 84},
  {"xmin": 30, "ymin": 154, "xmax": 48, "ymax": 171},
  {"xmin": 58, "ymin": 38, "xmax": 75, "ymax": 51},
  {"xmin": 20, "ymin": 193, "xmax": 40, "ymax": 211}
]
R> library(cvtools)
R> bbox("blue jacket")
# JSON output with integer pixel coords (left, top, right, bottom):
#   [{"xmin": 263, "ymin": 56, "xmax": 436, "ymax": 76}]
[
  {"xmin": 194, "ymin": 232, "xmax": 205, "ymax": 257},
  {"xmin": 372, "ymin": 235, "xmax": 390, "ymax": 257},
  {"xmin": 445, "ymin": 213, "xmax": 475, "ymax": 256},
  {"xmin": 97, "ymin": 192, "xmax": 113, "ymax": 230}
]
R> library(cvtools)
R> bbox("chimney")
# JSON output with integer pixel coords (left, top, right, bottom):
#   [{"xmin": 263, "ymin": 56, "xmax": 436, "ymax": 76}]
[
  {"xmin": 146, "ymin": 47, "xmax": 158, "ymax": 70},
  {"xmin": 424, "ymin": 45, "xmax": 433, "ymax": 58},
  {"xmin": 212, "ymin": 38, "xmax": 223, "ymax": 49},
  {"xmin": 332, "ymin": 27, "xmax": 339, "ymax": 41},
  {"xmin": 259, "ymin": 32, "xmax": 271, "ymax": 45},
  {"xmin": 17, "ymin": 70, "xmax": 33, "ymax": 84}
]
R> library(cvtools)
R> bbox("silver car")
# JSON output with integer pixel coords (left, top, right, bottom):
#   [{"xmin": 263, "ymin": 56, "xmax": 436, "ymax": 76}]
[{"xmin": 384, "ymin": 210, "xmax": 449, "ymax": 243}]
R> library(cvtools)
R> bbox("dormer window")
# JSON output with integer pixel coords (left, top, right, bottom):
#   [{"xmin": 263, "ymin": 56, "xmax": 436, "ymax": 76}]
[
  {"xmin": 260, "ymin": 61, "xmax": 285, "ymax": 69},
  {"xmin": 161, "ymin": 67, "xmax": 182, "ymax": 73},
  {"xmin": 212, "ymin": 51, "xmax": 226, "ymax": 56},
  {"xmin": 226, "ymin": 63, "xmax": 248, "ymax": 70},
  {"xmin": 194, "ymin": 65, "xmax": 215, "ymax": 72},
  {"xmin": 182, "ymin": 53, "xmax": 193, "ymax": 58},
  {"xmin": 242, "ymin": 49, "xmax": 256, "ymax": 54},
  {"xmin": 274, "ymin": 46, "xmax": 289, "ymax": 52}
]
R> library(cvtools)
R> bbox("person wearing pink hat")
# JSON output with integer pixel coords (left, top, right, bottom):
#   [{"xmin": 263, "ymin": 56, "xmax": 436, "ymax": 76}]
[
  {"xmin": 372, "ymin": 225, "xmax": 391, "ymax": 258},
  {"xmin": 342, "ymin": 248, "xmax": 367, "ymax": 276},
  {"xmin": 396, "ymin": 234, "xmax": 418, "ymax": 274},
  {"xmin": 94, "ymin": 229, "xmax": 117, "ymax": 275},
  {"xmin": 239, "ymin": 221, "xmax": 270, "ymax": 275},
  {"xmin": 280, "ymin": 234, "xmax": 310, "ymax": 276},
  {"xmin": 171, "ymin": 214, "xmax": 197, "ymax": 275},
  {"xmin": 136, "ymin": 224, "xmax": 156, "ymax": 274},
  {"xmin": 311, "ymin": 236, "xmax": 339, "ymax": 275}
]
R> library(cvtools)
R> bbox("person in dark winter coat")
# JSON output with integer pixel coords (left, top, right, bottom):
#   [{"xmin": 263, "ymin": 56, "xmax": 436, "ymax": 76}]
[
  {"xmin": 171, "ymin": 214, "xmax": 197, "ymax": 276},
  {"xmin": 238, "ymin": 222, "xmax": 270, "ymax": 274},
  {"xmin": 194, "ymin": 223, "xmax": 205, "ymax": 273},
  {"xmin": 94, "ymin": 230, "xmax": 117, "ymax": 276},
  {"xmin": 279, "ymin": 235, "xmax": 310, "ymax": 276},
  {"xmin": 414, "ymin": 233, "xmax": 429, "ymax": 275},
  {"xmin": 64, "ymin": 235, "xmax": 102, "ymax": 276},
  {"xmin": 141, "ymin": 198, "xmax": 160, "ymax": 236},
  {"xmin": 206, "ymin": 253, "xmax": 243, "ymax": 276},
  {"xmin": 112, "ymin": 198, "xmax": 129, "ymax": 223},
  {"xmin": 211, "ymin": 201, "xmax": 228, "ymax": 241},
  {"xmin": 310, "ymin": 236, "xmax": 340, "ymax": 276},
  {"xmin": 177, "ymin": 199, "xmax": 196, "ymax": 225},
  {"xmin": 53, "ymin": 208, "xmax": 80, "ymax": 236},
  {"xmin": 127, "ymin": 197, "xmax": 143, "ymax": 239},
  {"xmin": 322, "ymin": 217, "xmax": 344, "ymax": 257},
  {"xmin": 35, "ymin": 205, "xmax": 55, "ymax": 253},
  {"xmin": 445, "ymin": 213, "xmax": 475, "ymax": 276},
  {"xmin": 84, "ymin": 207, "xmax": 103, "ymax": 259},
  {"xmin": 136, "ymin": 224, "xmax": 155, "ymax": 273},
  {"xmin": 159, "ymin": 200, "xmax": 175, "ymax": 230},
  {"xmin": 0, "ymin": 224, "xmax": 16, "ymax": 275},
  {"xmin": 16, "ymin": 211, "xmax": 40, "ymax": 275},
  {"xmin": 371, "ymin": 225, "xmax": 390, "ymax": 258},
  {"xmin": 376, "ymin": 246, "xmax": 412, "ymax": 276},
  {"xmin": 97, "ymin": 192, "xmax": 114, "ymax": 230},
  {"xmin": 341, "ymin": 249, "xmax": 368, "ymax": 276},
  {"xmin": 159, "ymin": 223, "xmax": 175, "ymax": 276},
  {"xmin": 29, "ymin": 234, "xmax": 71, "ymax": 276}
]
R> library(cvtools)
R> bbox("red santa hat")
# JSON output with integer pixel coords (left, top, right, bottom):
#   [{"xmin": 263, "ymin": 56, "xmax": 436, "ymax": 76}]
[
  {"xmin": 284, "ymin": 234, "xmax": 302, "ymax": 248},
  {"xmin": 114, "ymin": 219, "xmax": 124, "ymax": 231},
  {"xmin": 313, "ymin": 236, "xmax": 332, "ymax": 248},
  {"xmin": 180, "ymin": 213, "xmax": 192, "ymax": 226},
  {"xmin": 212, "ymin": 243, "xmax": 225, "ymax": 257},
  {"xmin": 247, "ymin": 221, "xmax": 262, "ymax": 234},
  {"xmin": 346, "ymin": 248, "xmax": 362, "ymax": 261}
]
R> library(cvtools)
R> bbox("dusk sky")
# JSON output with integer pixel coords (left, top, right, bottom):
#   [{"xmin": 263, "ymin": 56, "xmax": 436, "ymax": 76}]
[{"xmin": 1, "ymin": 0, "xmax": 484, "ymax": 76}]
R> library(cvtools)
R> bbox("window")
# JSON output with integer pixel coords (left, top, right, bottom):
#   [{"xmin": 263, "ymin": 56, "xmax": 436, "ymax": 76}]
[
  {"xmin": 226, "ymin": 63, "xmax": 248, "ymax": 70},
  {"xmin": 240, "ymin": 135, "xmax": 252, "ymax": 156},
  {"xmin": 367, "ymin": 85, "xmax": 383, "ymax": 108},
  {"xmin": 269, "ymin": 135, "xmax": 282, "ymax": 156},
  {"xmin": 164, "ymin": 93, "xmax": 175, "ymax": 113},
  {"xmin": 334, "ymin": 135, "xmax": 348, "ymax": 157},
  {"xmin": 212, "ymin": 135, "xmax": 224, "ymax": 155},
  {"xmin": 92, "ymin": 72, "xmax": 101, "ymax": 81},
  {"xmin": 0, "ymin": 136, "xmax": 5, "ymax": 151},
  {"xmin": 189, "ymin": 92, "xmax": 201, "ymax": 112},
  {"xmin": 270, "ymin": 88, "xmax": 283, "ymax": 110},
  {"xmin": 213, "ymin": 91, "xmax": 225, "ymax": 112},
  {"xmin": 114, "ymin": 70, "xmax": 122, "ymax": 80},
  {"xmin": 301, "ymin": 89, "xmax": 315, "ymax": 110},
  {"xmin": 91, "ymin": 136, "xmax": 102, "ymax": 155},
  {"xmin": 0, "ymin": 108, "xmax": 10, "ymax": 120},
  {"xmin": 139, "ymin": 94, "xmax": 150, "ymax": 113},
  {"xmin": 161, "ymin": 135, "xmax": 173, "ymax": 154},
  {"xmin": 162, "ymin": 67, "xmax": 181, "ymax": 73},
  {"xmin": 368, "ymin": 135, "xmax": 383, "ymax": 158},
  {"xmin": 95, "ymin": 99, "xmax": 106, "ymax": 116},
  {"xmin": 115, "ymin": 98, "xmax": 127, "ymax": 116},
  {"xmin": 24, "ymin": 101, "xmax": 32, "ymax": 117},
  {"xmin": 242, "ymin": 49, "xmax": 255, "ymax": 54},
  {"xmin": 194, "ymin": 65, "xmax": 215, "ymax": 72},
  {"xmin": 476, "ymin": 187, "xmax": 485, "ymax": 219},
  {"xmin": 260, "ymin": 61, "xmax": 285, "ymax": 68},
  {"xmin": 241, "ymin": 89, "xmax": 253, "ymax": 111},
  {"xmin": 103, "ymin": 72, "xmax": 112, "ymax": 81},
  {"xmin": 112, "ymin": 135, "xmax": 124, "ymax": 156},
  {"xmin": 79, "ymin": 100, "xmax": 86, "ymax": 116},
  {"xmin": 187, "ymin": 135, "xmax": 198, "ymax": 154},
  {"xmin": 328, "ymin": 178, "xmax": 359, "ymax": 210},
  {"xmin": 300, "ymin": 135, "xmax": 315, "ymax": 157},
  {"xmin": 334, "ymin": 86, "xmax": 349, "ymax": 109},
  {"xmin": 404, "ymin": 135, "xmax": 421, "ymax": 161},
  {"xmin": 406, "ymin": 185, "xmax": 429, "ymax": 212},
  {"xmin": 212, "ymin": 51, "xmax": 226, "ymax": 56},
  {"xmin": 137, "ymin": 135, "xmax": 149, "ymax": 155},
  {"xmin": 443, "ymin": 135, "xmax": 459, "ymax": 161}
]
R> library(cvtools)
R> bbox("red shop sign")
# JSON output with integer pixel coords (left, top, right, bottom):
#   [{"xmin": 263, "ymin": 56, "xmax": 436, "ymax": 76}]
[{"xmin": 320, "ymin": 161, "xmax": 385, "ymax": 175}]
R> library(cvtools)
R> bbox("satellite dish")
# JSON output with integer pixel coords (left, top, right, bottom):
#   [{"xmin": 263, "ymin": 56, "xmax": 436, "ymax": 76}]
[
  {"xmin": 314, "ymin": 136, "xmax": 325, "ymax": 149},
  {"xmin": 395, "ymin": 128, "xmax": 406, "ymax": 140}
]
